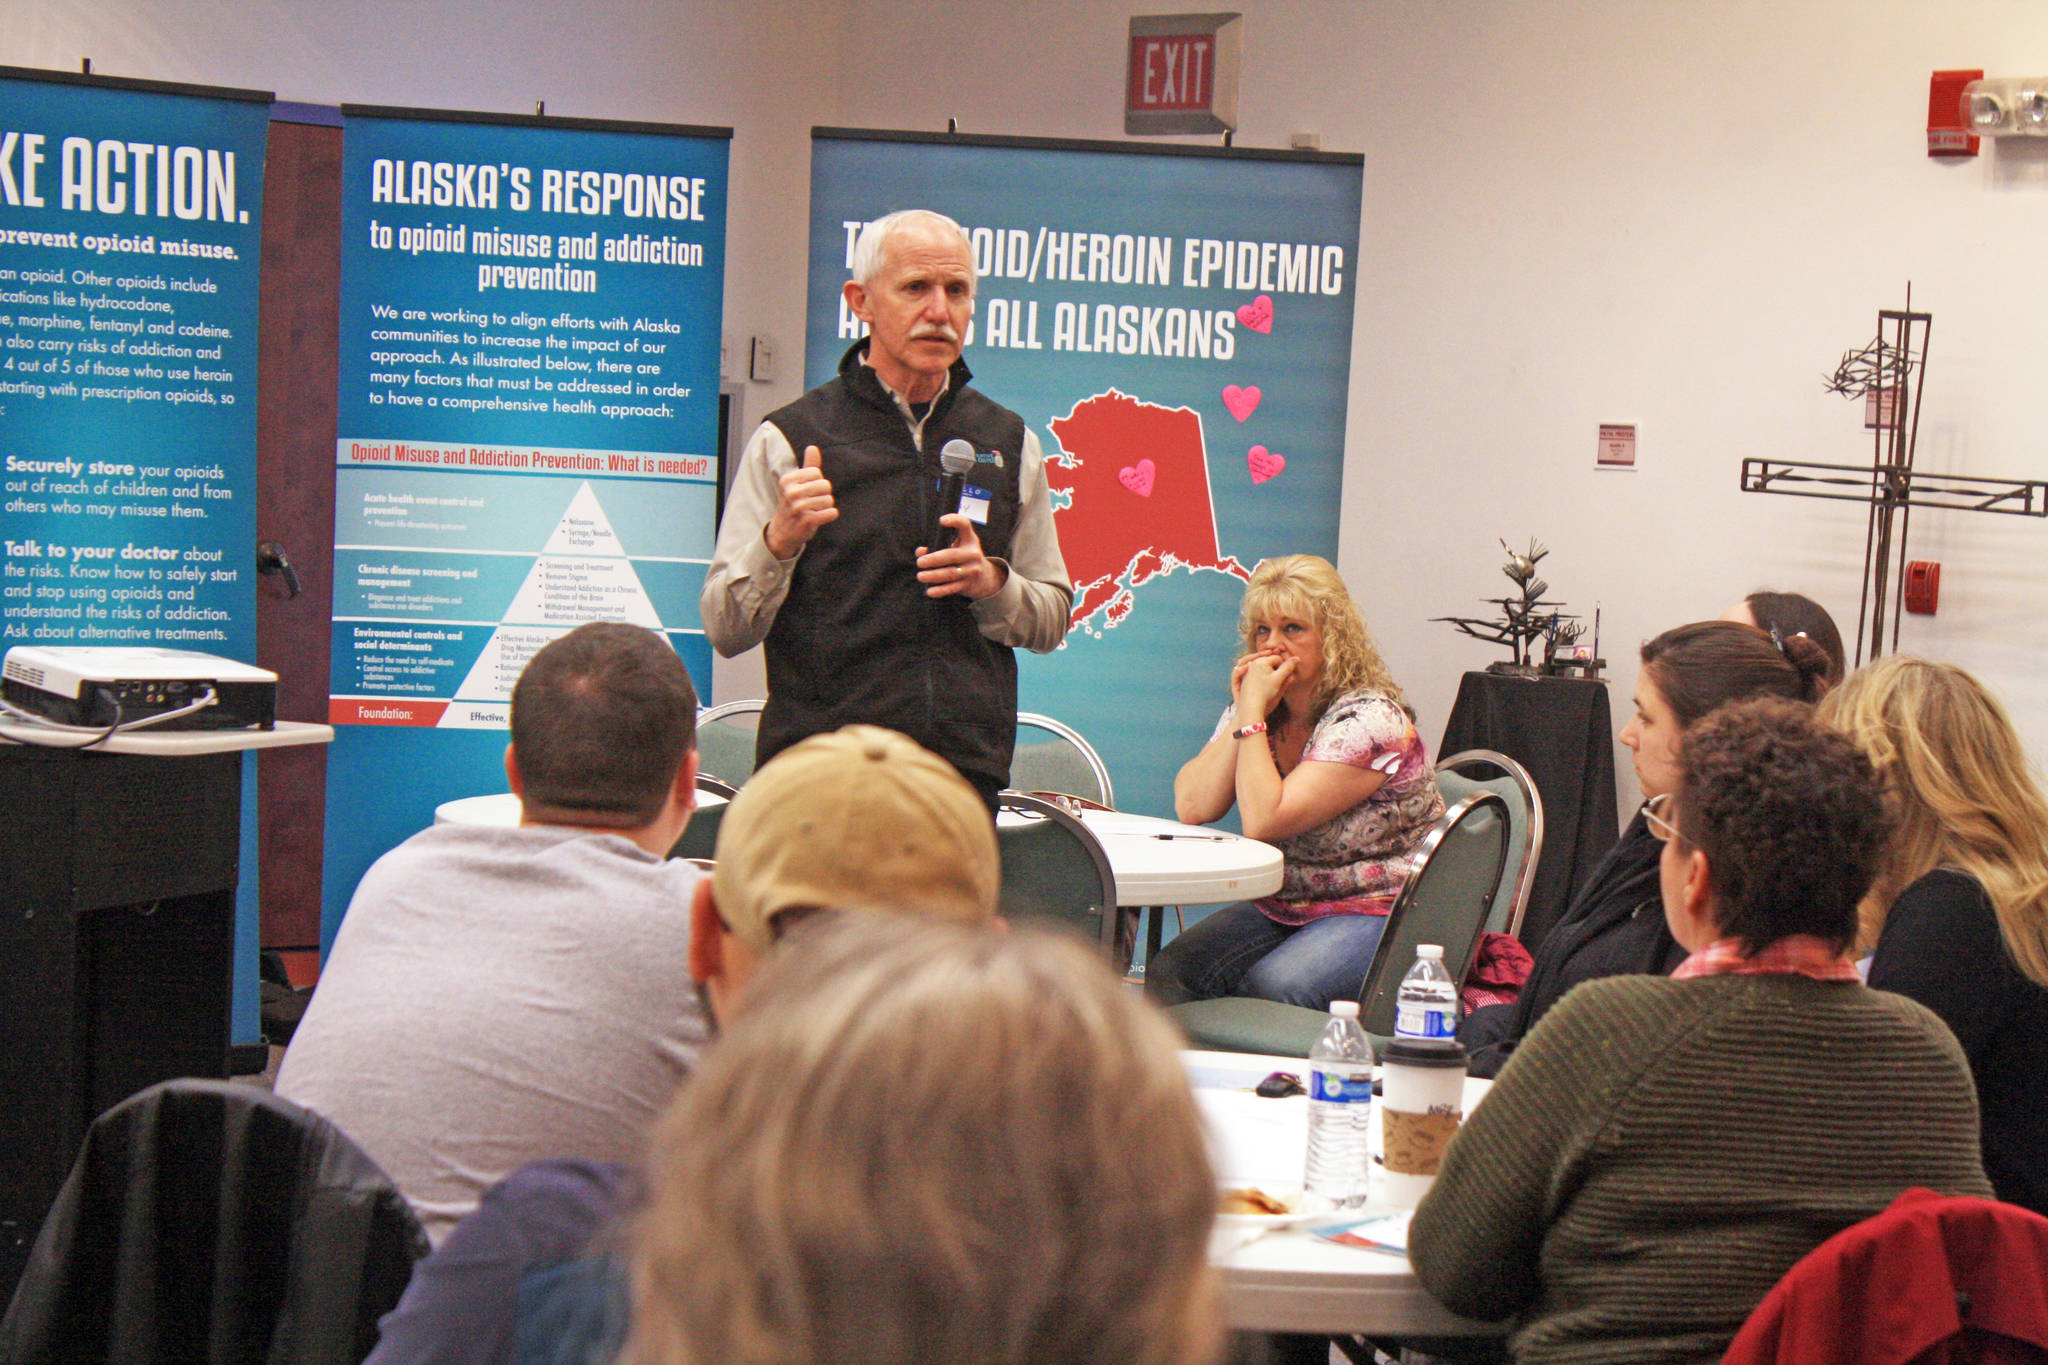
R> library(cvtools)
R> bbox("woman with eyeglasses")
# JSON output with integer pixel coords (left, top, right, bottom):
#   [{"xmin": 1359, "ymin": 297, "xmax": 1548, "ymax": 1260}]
[
  {"xmin": 1460, "ymin": 620, "xmax": 1833, "ymax": 1077},
  {"xmin": 1411, "ymin": 699, "xmax": 1991, "ymax": 1364},
  {"xmin": 1818, "ymin": 656, "xmax": 2048, "ymax": 1216}
]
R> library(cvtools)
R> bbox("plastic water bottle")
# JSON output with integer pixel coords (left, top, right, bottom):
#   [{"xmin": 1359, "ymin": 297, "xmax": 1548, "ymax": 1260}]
[
  {"xmin": 1395, "ymin": 944, "xmax": 1459, "ymax": 1040},
  {"xmin": 1303, "ymin": 1000, "xmax": 1375, "ymax": 1210}
]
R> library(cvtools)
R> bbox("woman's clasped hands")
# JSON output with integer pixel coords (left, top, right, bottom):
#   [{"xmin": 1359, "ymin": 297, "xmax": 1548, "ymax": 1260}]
[{"xmin": 1230, "ymin": 647, "xmax": 1296, "ymax": 724}]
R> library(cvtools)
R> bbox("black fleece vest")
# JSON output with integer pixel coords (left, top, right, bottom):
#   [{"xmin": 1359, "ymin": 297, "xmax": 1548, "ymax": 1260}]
[{"xmin": 755, "ymin": 341, "xmax": 1028, "ymax": 792}]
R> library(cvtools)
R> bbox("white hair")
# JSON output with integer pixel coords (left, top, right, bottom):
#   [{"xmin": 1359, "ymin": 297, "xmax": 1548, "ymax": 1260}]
[{"xmin": 849, "ymin": 209, "xmax": 977, "ymax": 293}]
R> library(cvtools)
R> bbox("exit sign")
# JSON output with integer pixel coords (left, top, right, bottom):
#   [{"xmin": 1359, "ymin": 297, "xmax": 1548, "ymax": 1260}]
[{"xmin": 1126, "ymin": 12, "xmax": 1242, "ymax": 136}]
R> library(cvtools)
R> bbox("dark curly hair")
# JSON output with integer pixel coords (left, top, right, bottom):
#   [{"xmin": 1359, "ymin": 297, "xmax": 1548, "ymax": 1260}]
[{"xmin": 1674, "ymin": 697, "xmax": 1889, "ymax": 955}]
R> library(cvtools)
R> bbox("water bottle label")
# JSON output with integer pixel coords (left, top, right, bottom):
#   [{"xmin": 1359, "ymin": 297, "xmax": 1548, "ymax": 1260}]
[
  {"xmin": 1396, "ymin": 1004, "xmax": 1456, "ymax": 1039},
  {"xmin": 1310, "ymin": 1071, "xmax": 1372, "ymax": 1103}
]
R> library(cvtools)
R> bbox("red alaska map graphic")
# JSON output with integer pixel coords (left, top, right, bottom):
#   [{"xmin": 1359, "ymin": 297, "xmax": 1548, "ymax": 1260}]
[{"xmin": 1045, "ymin": 388, "xmax": 1250, "ymax": 634}]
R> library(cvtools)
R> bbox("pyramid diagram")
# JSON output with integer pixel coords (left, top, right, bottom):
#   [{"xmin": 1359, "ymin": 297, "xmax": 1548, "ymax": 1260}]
[{"xmin": 449, "ymin": 481, "xmax": 665, "ymax": 711}]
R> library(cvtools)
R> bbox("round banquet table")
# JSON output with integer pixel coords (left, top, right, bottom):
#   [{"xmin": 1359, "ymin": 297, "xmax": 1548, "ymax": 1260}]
[
  {"xmin": 1049, "ymin": 808, "xmax": 1282, "ymax": 908},
  {"xmin": 436, "ymin": 796, "xmax": 1283, "ymax": 914}
]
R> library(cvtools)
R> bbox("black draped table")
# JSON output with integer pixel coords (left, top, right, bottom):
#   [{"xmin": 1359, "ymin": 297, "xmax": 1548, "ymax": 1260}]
[{"xmin": 1438, "ymin": 671, "xmax": 1619, "ymax": 952}]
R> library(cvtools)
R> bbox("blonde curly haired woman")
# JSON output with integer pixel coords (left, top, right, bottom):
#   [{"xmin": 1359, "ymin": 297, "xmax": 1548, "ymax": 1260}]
[
  {"xmin": 1819, "ymin": 655, "xmax": 2048, "ymax": 1215},
  {"xmin": 1148, "ymin": 554, "xmax": 1444, "ymax": 1009}
]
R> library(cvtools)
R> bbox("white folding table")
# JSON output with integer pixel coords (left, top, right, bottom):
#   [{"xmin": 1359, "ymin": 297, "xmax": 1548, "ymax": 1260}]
[{"xmin": 1186, "ymin": 1049, "xmax": 1506, "ymax": 1339}]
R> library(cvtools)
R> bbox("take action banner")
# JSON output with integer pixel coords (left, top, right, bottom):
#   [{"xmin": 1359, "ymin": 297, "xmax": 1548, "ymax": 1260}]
[
  {"xmin": 321, "ymin": 106, "xmax": 728, "ymax": 945},
  {"xmin": 0, "ymin": 67, "xmax": 267, "ymax": 660},
  {"xmin": 0, "ymin": 67, "xmax": 271, "ymax": 1045},
  {"xmin": 807, "ymin": 130, "xmax": 1362, "ymax": 821}
]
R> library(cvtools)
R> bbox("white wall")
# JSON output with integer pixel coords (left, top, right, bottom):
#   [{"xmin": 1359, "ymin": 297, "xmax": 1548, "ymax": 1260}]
[
  {"xmin": 1344, "ymin": 1, "xmax": 2048, "ymax": 808},
  {"xmin": 837, "ymin": 0, "xmax": 2048, "ymax": 805},
  {"xmin": 15, "ymin": 0, "xmax": 2048, "ymax": 800}
]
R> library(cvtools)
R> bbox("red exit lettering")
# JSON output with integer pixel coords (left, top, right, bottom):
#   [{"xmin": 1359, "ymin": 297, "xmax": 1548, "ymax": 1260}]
[{"xmin": 1127, "ymin": 34, "xmax": 1215, "ymax": 112}]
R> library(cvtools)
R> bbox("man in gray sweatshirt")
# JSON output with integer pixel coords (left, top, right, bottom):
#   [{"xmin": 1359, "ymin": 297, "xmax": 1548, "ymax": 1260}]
[{"xmin": 278, "ymin": 622, "xmax": 706, "ymax": 1244}]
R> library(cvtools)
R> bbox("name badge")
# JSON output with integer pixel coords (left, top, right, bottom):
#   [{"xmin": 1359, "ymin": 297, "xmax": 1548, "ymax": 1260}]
[{"xmin": 959, "ymin": 482, "xmax": 993, "ymax": 525}]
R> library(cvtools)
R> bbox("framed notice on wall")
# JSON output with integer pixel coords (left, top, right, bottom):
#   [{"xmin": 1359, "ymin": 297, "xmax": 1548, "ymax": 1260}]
[{"xmin": 320, "ymin": 105, "xmax": 728, "ymax": 946}]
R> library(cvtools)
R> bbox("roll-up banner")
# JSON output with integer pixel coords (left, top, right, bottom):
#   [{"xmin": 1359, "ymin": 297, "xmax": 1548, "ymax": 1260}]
[
  {"xmin": 0, "ymin": 66, "xmax": 271, "ymax": 1042},
  {"xmin": 321, "ymin": 107, "xmax": 728, "ymax": 946},
  {"xmin": 807, "ymin": 129, "xmax": 1362, "ymax": 821}
]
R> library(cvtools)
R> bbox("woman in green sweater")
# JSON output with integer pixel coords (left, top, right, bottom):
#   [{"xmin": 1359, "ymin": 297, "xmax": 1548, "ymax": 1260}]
[{"xmin": 1409, "ymin": 698, "xmax": 1991, "ymax": 1365}]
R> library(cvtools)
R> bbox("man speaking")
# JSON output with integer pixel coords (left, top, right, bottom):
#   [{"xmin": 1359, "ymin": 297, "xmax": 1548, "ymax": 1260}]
[{"xmin": 700, "ymin": 209, "xmax": 1071, "ymax": 805}]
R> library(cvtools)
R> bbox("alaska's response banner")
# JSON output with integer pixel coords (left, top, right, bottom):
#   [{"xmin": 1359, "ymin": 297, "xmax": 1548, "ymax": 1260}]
[
  {"xmin": 808, "ymin": 130, "xmax": 1362, "ymax": 820},
  {"xmin": 321, "ymin": 107, "xmax": 727, "ymax": 945},
  {"xmin": 0, "ymin": 68, "xmax": 267, "ymax": 660}
]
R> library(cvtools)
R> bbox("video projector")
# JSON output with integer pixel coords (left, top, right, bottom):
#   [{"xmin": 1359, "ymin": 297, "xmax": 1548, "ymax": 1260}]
[{"xmin": 2, "ymin": 646, "xmax": 277, "ymax": 730}]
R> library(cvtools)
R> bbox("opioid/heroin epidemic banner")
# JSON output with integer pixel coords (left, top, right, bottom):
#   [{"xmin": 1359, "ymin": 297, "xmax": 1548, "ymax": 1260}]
[
  {"xmin": 321, "ymin": 106, "xmax": 728, "ymax": 946},
  {"xmin": 807, "ymin": 129, "xmax": 1362, "ymax": 822},
  {"xmin": 0, "ymin": 67, "xmax": 268, "ymax": 660}
]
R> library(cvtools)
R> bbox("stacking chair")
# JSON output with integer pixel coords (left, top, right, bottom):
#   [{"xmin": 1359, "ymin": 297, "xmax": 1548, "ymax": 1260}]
[
  {"xmin": 1164, "ymin": 790, "xmax": 1510, "ymax": 1057},
  {"xmin": 1435, "ymin": 748, "xmax": 1544, "ymax": 939},
  {"xmin": 994, "ymin": 792, "xmax": 1123, "ymax": 967},
  {"xmin": 1011, "ymin": 712, "xmax": 1116, "ymax": 809},
  {"xmin": 0, "ymin": 1078, "xmax": 428, "ymax": 1365},
  {"xmin": 695, "ymin": 698, "xmax": 766, "ymax": 788},
  {"xmin": 669, "ymin": 773, "xmax": 737, "ymax": 863}
]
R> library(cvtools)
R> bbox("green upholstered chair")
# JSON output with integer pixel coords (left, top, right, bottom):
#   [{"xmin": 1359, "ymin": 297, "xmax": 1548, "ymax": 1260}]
[
  {"xmin": 995, "ymin": 791, "xmax": 1123, "ymax": 967},
  {"xmin": 1011, "ymin": 712, "xmax": 1116, "ymax": 809},
  {"xmin": 668, "ymin": 774, "xmax": 737, "ymax": 862},
  {"xmin": 1435, "ymin": 748, "xmax": 1544, "ymax": 939},
  {"xmin": 694, "ymin": 698, "xmax": 764, "ymax": 789},
  {"xmin": 1165, "ymin": 789, "xmax": 1510, "ymax": 1057}
]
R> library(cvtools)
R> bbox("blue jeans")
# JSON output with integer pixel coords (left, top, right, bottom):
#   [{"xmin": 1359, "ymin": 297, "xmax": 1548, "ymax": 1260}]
[{"xmin": 1143, "ymin": 902, "xmax": 1389, "ymax": 1011}]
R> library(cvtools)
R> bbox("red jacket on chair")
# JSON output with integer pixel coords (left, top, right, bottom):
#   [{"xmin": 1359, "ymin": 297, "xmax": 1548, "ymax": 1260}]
[{"xmin": 1722, "ymin": 1187, "xmax": 2048, "ymax": 1365}]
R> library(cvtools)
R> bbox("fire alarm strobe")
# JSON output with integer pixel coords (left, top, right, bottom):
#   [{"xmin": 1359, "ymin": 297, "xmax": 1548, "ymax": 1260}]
[
  {"xmin": 2, "ymin": 646, "xmax": 277, "ymax": 730},
  {"xmin": 1904, "ymin": 561, "xmax": 1941, "ymax": 615}
]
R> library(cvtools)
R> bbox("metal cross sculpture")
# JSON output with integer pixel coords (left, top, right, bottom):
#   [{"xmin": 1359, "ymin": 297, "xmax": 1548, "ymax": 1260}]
[{"xmin": 1740, "ymin": 295, "xmax": 2048, "ymax": 665}]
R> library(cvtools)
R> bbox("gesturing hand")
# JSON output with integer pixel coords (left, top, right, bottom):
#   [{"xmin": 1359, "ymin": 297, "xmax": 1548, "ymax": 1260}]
[
  {"xmin": 765, "ymin": 445, "xmax": 836, "ymax": 559},
  {"xmin": 916, "ymin": 515, "xmax": 1005, "ymax": 601}
]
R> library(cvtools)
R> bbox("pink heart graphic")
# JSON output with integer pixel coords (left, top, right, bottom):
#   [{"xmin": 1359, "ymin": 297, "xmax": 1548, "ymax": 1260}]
[
  {"xmin": 1247, "ymin": 446, "xmax": 1286, "ymax": 485},
  {"xmin": 1118, "ymin": 458, "xmax": 1156, "ymax": 497},
  {"xmin": 1222, "ymin": 384, "xmax": 1262, "ymax": 422},
  {"xmin": 1236, "ymin": 294, "xmax": 1275, "ymax": 334}
]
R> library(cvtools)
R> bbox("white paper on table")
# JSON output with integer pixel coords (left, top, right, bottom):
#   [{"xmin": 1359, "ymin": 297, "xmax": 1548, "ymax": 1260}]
[
  {"xmin": 1196, "ymin": 1088, "xmax": 1308, "ymax": 1186},
  {"xmin": 1315, "ymin": 1210, "xmax": 1414, "ymax": 1255}
]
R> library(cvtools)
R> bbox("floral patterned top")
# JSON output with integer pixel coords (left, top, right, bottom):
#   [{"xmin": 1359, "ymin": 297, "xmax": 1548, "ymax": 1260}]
[{"xmin": 1211, "ymin": 689, "xmax": 1444, "ymax": 925}]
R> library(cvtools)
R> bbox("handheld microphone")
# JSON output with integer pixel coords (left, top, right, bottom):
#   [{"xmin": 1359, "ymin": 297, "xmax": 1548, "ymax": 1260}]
[{"xmin": 934, "ymin": 439, "xmax": 977, "ymax": 548}]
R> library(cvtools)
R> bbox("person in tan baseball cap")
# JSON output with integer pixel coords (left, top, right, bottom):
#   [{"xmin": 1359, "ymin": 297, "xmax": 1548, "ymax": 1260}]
[{"xmin": 688, "ymin": 723, "xmax": 1003, "ymax": 1021}]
